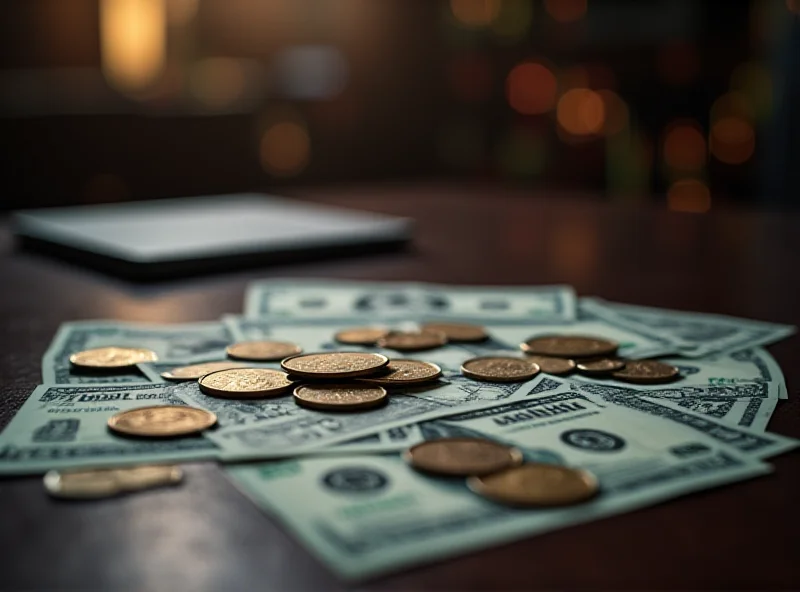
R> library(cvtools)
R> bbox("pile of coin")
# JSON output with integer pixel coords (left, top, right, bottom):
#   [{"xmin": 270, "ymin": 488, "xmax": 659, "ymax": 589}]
[{"xmin": 404, "ymin": 437, "xmax": 599, "ymax": 507}]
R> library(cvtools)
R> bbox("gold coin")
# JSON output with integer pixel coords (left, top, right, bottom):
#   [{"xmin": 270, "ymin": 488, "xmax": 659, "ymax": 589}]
[
  {"xmin": 69, "ymin": 346, "xmax": 158, "ymax": 369},
  {"xmin": 420, "ymin": 322, "xmax": 488, "ymax": 343},
  {"xmin": 461, "ymin": 356, "xmax": 540, "ymax": 382},
  {"xmin": 334, "ymin": 327, "xmax": 389, "ymax": 346},
  {"xmin": 467, "ymin": 463, "xmax": 599, "ymax": 507},
  {"xmin": 293, "ymin": 384, "xmax": 388, "ymax": 411},
  {"xmin": 611, "ymin": 360, "xmax": 680, "ymax": 384},
  {"xmin": 377, "ymin": 330, "xmax": 448, "ymax": 351},
  {"xmin": 357, "ymin": 359, "xmax": 442, "ymax": 387},
  {"xmin": 281, "ymin": 352, "xmax": 389, "ymax": 379},
  {"xmin": 44, "ymin": 465, "xmax": 183, "ymax": 499},
  {"xmin": 107, "ymin": 405, "xmax": 216, "ymax": 437},
  {"xmin": 198, "ymin": 368, "xmax": 294, "ymax": 399},
  {"xmin": 520, "ymin": 335, "xmax": 618, "ymax": 358},
  {"xmin": 161, "ymin": 361, "xmax": 249, "ymax": 381},
  {"xmin": 576, "ymin": 358, "xmax": 626, "ymax": 375},
  {"xmin": 404, "ymin": 438, "xmax": 523, "ymax": 476},
  {"xmin": 226, "ymin": 341, "xmax": 302, "ymax": 361},
  {"xmin": 523, "ymin": 355, "xmax": 576, "ymax": 376}
]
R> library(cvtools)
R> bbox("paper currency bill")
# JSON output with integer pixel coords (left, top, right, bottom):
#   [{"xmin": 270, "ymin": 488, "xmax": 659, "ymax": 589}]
[
  {"xmin": 580, "ymin": 298, "xmax": 795, "ymax": 357},
  {"xmin": 227, "ymin": 389, "xmax": 772, "ymax": 580},
  {"xmin": 42, "ymin": 321, "xmax": 234, "ymax": 384},
  {"xmin": 0, "ymin": 383, "xmax": 219, "ymax": 475},
  {"xmin": 244, "ymin": 279, "xmax": 577, "ymax": 324}
]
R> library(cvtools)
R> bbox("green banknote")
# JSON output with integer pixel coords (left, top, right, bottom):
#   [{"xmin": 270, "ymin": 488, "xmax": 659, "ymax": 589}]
[
  {"xmin": 227, "ymin": 388, "xmax": 776, "ymax": 580},
  {"xmin": 0, "ymin": 383, "xmax": 219, "ymax": 474}
]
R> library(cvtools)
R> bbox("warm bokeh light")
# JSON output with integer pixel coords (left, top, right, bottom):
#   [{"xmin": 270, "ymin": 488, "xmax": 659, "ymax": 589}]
[
  {"xmin": 598, "ymin": 90, "xmax": 628, "ymax": 136},
  {"xmin": 710, "ymin": 91, "xmax": 754, "ymax": 124},
  {"xmin": 544, "ymin": 0, "xmax": 588, "ymax": 23},
  {"xmin": 100, "ymin": 0, "xmax": 166, "ymax": 94},
  {"xmin": 260, "ymin": 122, "xmax": 310, "ymax": 176},
  {"xmin": 491, "ymin": 0, "xmax": 533, "ymax": 41},
  {"xmin": 450, "ymin": 0, "xmax": 501, "ymax": 27},
  {"xmin": 557, "ymin": 88, "xmax": 605, "ymax": 136},
  {"xmin": 506, "ymin": 61, "xmax": 558, "ymax": 115},
  {"xmin": 449, "ymin": 54, "xmax": 493, "ymax": 103},
  {"xmin": 496, "ymin": 127, "xmax": 547, "ymax": 177},
  {"xmin": 662, "ymin": 122, "xmax": 706, "ymax": 171},
  {"xmin": 730, "ymin": 61, "xmax": 772, "ymax": 120},
  {"xmin": 560, "ymin": 66, "xmax": 589, "ymax": 91},
  {"xmin": 668, "ymin": 179, "xmax": 711, "ymax": 213},
  {"xmin": 166, "ymin": 0, "xmax": 198, "ymax": 25},
  {"xmin": 657, "ymin": 41, "xmax": 700, "ymax": 86},
  {"xmin": 710, "ymin": 117, "xmax": 755, "ymax": 165},
  {"xmin": 189, "ymin": 58, "xmax": 246, "ymax": 109}
]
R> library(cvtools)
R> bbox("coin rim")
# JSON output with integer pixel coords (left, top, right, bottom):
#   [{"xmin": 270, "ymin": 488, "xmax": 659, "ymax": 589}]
[
  {"xmin": 460, "ymin": 356, "xmax": 540, "ymax": 383},
  {"xmin": 292, "ymin": 383, "xmax": 388, "ymax": 411},
  {"xmin": 160, "ymin": 361, "xmax": 250, "ymax": 381},
  {"xmin": 356, "ymin": 359, "xmax": 443, "ymax": 387},
  {"xmin": 419, "ymin": 322, "xmax": 488, "ymax": 343},
  {"xmin": 523, "ymin": 355, "xmax": 577, "ymax": 375},
  {"xmin": 377, "ymin": 330, "xmax": 448, "ymax": 352},
  {"xmin": 467, "ymin": 463, "xmax": 600, "ymax": 506},
  {"xmin": 226, "ymin": 340, "xmax": 303, "ymax": 362},
  {"xmin": 610, "ymin": 360, "xmax": 680, "ymax": 384},
  {"xmin": 334, "ymin": 327, "xmax": 389, "ymax": 345},
  {"xmin": 69, "ymin": 346, "xmax": 158, "ymax": 369},
  {"xmin": 198, "ymin": 367, "xmax": 294, "ymax": 399},
  {"xmin": 576, "ymin": 358, "xmax": 626, "ymax": 375},
  {"xmin": 519, "ymin": 335, "xmax": 619, "ymax": 358},
  {"xmin": 280, "ymin": 351, "xmax": 390, "ymax": 379},
  {"xmin": 107, "ymin": 405, "xmax": 217, "ymax": 438},
  {"xmin": 403, "ymin": 437, "xmax": 523, "ymax": 476}
]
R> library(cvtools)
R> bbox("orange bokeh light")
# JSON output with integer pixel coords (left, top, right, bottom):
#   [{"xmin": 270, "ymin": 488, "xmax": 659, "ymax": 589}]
[
  {"xmin": 450, "ymin": 0, "xmax": 501, "ymax": 27},
  {"xmin": 506, "ymin": 61, "xmax": 558, "ymax": 115},
  {"xmin": 544, "ymin": 0, "xmax": 588, "ymax": 23},
  {"xmin": 668, "ymin": 179, "xmax": 711, "ymax": 213},
  {"xmin": 710, "ymin": 117, "xmax": 755, "ymax": 165},
  {"xmin": 598, "ymin": 90, "xmax": 628, "ymax": 136},
  {"xmin": 663, "ymin": 122, "xmax": 706, "ymax": 171},
  {"xmin": 557, "ymin": 88, "xmax": 605, "ymax": 136},
  {"xmin": 260, "ymin": 121, "xmax": 310, "ymax": 176}
]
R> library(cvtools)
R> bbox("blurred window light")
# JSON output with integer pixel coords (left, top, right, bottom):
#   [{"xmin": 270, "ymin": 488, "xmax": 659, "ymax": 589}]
[
  {"xmin": 189, "ymin": 58, "xmax": 248, "ymax": 110},
  {"xmin": 496, "ymin": 127, "xmax": 547, "ymax": 177},
  {"xmin": 557, "ymin": 88, "xmax": 605, "ymax": 136},
  {"xmin": 167, "ymin": 0, "xmax": 199, "ymax": 25},
  {"xmin": 730, "ymin": 61, "xmax": 772, "ymax": 121},
  {"xmin": 544, "ymin": 0, "xmax": 588, "ymax": 23},
  {"xmin": 450, "ymin": 0, "xmax": 502, "ymax": 28},
  {"xmin": 668, "ymin": 179, "xmax": 711, "ymax": 213},
  {"xmin": 491, "ymin": 0, "xmax": 533, "ymax": 41},
  {"xmin": 260, "ymin": 121, "xmax": 311, "ymax": 177},
  {"xmin": 597, "ymin": 90, "xmax": 628, "ymax": 136},
  {"xmin": 656, "ymin": 40, "xmax": 700, "ymax": 86},
  {"xmin": 506, "ymin": 61, "xmax": 558, "ymax": 115},
  {"xmin": 449, "ymin": 54, "xmax": 493, "ymax": 103},
  {"xmin": 272, "ymin": 46, "xmax": 348, "ymax": 100},
  {"xmin": 100, "ymin": 0, "xmax": 167, "ymax": 94},
  {"xmin": 710, "ymin": 117, "xmax": 755, "ymax": 165},
  {"xmin": 662, "ymin": 121, "xmax": 706, "ymax": 171}
]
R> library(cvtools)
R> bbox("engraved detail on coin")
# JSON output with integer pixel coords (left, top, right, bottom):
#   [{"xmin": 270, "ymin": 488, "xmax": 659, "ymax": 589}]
[
  {"xmin": 419, "ymin": 322, "xmax": 488, "ymax": 343},
  {"xmin": 404, "ymin": 438, "xmax": 523, "ymax": 476},
  {"xmin": 523, "ymin": 355, "xmax": 576, "ymax": 375},
  {"xmin": 576, "ymin": 358, "xmax": 626, "ymax": 375},
  {"xmin": 70, "ymin": 347, "xmax": 158, "ymax": 369},
  {"xmin": 334, "ymin": 327, "xmax": 389, "ymax": 346},
  {"xmin": 520, "ymin": 336, "xmax": 618, "ymax": 358},
  {"xmin": 467, "ymin": 463, "xmax": 599, "ymax": 507},
  {"xmin": 161, "ymin": 361, "xmax": 249, "ymax": 381},
  {"xmin": 377, "ymin": 330, "xmax": 448, "ymax": 352},
  {"xmin": 357, "ymin": 359, "xmax": 442, "ymax": 386},
  {"xmin": 281, "ymin": 352, "xmax": 389, "ymax": 379},
  {"xmin": 198, "ymin": 368, "xmax": 294, "ymax": 399},
  {"xmin": 611, "ymin": 360, "xmax": 680, "ymax": 384},
  {"xmin": 461, "ymin": 356, "xmax": 540, "ymax": 382},
  {"xmin": 226, "ymin": 341, "xmax": 302, "ymax": 361},
  {"xmin": 107, "ymin": 406, "xmax": 216, "ymax": 437},
  {"xmin": 293, "ymin": 384, "xmax": 388, "ymax": 411}
]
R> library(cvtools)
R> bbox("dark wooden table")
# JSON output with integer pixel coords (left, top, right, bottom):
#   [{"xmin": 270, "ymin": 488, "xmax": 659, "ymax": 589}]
[{"xmin": 1, "ymin": 183, "xmax": 798, "ymax": 590}]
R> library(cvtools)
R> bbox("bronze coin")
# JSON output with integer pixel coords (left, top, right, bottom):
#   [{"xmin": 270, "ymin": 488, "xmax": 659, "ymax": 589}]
[
  {"xmin": 161, "ymin": 361, "xmax": 249, "ymax": 381},
  {"xmin": 520, "ymin": 335, "xmax": 618, "ymax": 358},
  {"xmin": 378, "ymin": 330, "xmax": 448, "ymax": 352},
  {"xmin": 226, "ymin": 341, "xmax": 302, "ymax": 361},
  {"xmin": 281, "ymin": 352, "xmax": 389, "ymax": 379},
  {"xmin": 293, "ymin": 384, "xmax": 388, "ymax": 411},
  {"xmin": 198, "ymin": 368, "xmax": 294, "ymax": 399},
  {"xmin": 523, "ymin": 355, "xmax": 576, "ymax": 376},
  {"xmin": 611, "ymin": 360, "xmax": 680, "ymax": 384},
  {"xmin": 357, "ymin": 359, "xmax": 442, "ymax": 387},
  {"xmin": 334, "ymin": 327, "xmax": 389, "ymax": 346},
  {"xmin": 467, "ymin": 463, "xmax": 599, "ymax": 507},
  {"xmin": 420, "ymin": 322, "xmax": 488, "ymax": 343},
  {"xmin": 70, "ymin": 347, "xmax": 158, "ymax": 370},
  {"xmin": 461, "ymin": 357, "xmax": 540, "ymax": 382},
  {"xmin": 576, "ymin": 358, "xmax": 626, "ymax": 375},
  {"xmin": 107, "ymin": 406, "xmax": 216, "ymax": 438},
  {"xmin": 404, "ymin": 438, "xmax": 523, "ymax": 476}
]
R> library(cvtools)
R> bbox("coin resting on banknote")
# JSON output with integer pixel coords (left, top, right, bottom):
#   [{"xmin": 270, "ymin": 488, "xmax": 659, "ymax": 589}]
[
  {"xmin": 226, "ymin": 340, "xmax": 302, "ymax": 361},
  {"xmin": 377, "ymin": 330, "xmax": 448, "ymax": 352},
  {"xmin": 293, "ymin": 384, "xmax": 388, "ymax": 411},
  {"xmin": 523, "ymin": 355, "xmax": 576, "ymax": 375},
  {"xmin": 281, "ymin": 352, "xmax": 390, "ymax": 379},
  {"xmin": 576, "ymin": 358, "xmax": 626, "ymax": 375},
  {"xmin": 520, "ymin": 336, "xmax": 618, "ymax": 358},
  {"xmin": 199, "ymin": 368, "xmax": 294, "ymax": 399},
  {"xmin": 334, "ymin": 327, "xmax": 390, "ymax": 345},
  {"xmin": 404, "ymin": 438, "xmax": 523, "ymax": 476},
  {"xmin": 161, "ymin": 361, "xmax": 249, "ymax": 381},
  {"xmin": 611, "ymin": 360, "xmax": 679, "ymax": 384},
  {"xmin": 467, "ymin": 463, "xmax": 600, "ymax": 507},
  {"xmin": 70, "ymin": 346, "xmax": 158, "ymax": 370},
  {"xmin": 107, "ymin": 406, "xmax": 217, "ymax": 437},
  {"xmin": 356, "ymin": 359, "xmax": 442, "ymax": 387},
  {"xmin": 461, "ymin": 356, "xmax": 540, "ymax": 382}
]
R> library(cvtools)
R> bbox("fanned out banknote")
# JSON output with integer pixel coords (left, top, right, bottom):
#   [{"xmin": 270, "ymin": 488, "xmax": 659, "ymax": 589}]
[
  {"xmin": 0, "ymin": 383, "xmax": 220, "ymax": 475},
  {"xmin": 42, "ymin": 320, "xmax": 235, "ymax": 385},
  {"xmin": 244, "ymin": 279, "xmax": 578, "ymax": 324},
  {"xmin": 226, "ymin": 385, "xmax": 782, "ymax": 580},
  {"xmin": 580, "ymin": 298, "xmax": 795, "ymax": 358}
]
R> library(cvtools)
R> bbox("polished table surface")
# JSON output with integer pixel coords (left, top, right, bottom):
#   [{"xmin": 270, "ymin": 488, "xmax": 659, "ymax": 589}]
[{"xmin": 1, "ymin": 183, "xmax": 798, "ymax": 590}]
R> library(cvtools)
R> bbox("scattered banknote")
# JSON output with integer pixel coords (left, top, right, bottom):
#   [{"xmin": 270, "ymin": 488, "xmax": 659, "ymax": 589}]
[
  {"xmin": 0, "ymin": 384, "xmax": 219, "ymax": 475},
  {"xmin": 42, "ymin": 321, "xmax": 234, "ymax": 385},
  {"xmin": 226, "ymin": 388, "xmax": 775, "ymax": 580},
  {"xmin": 244, "ymin": 279, "xmax": 577, "ymax": 324},
  {"xmin": 580, "ymin": 298, "xmax": 795, "ymax": 357}
]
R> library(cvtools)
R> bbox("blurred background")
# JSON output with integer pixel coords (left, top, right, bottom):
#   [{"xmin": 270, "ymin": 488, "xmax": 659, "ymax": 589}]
[{"xmin": 1, "ymin": 0, "xmax": 798, "ymax": 212}]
